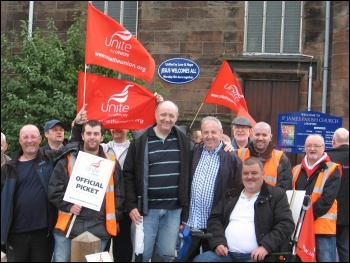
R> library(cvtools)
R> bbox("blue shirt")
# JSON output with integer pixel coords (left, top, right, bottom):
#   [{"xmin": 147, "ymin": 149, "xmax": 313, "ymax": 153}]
[{"xmin": 187, "ymin": 142, "xmax": 222, "ymax": 229}]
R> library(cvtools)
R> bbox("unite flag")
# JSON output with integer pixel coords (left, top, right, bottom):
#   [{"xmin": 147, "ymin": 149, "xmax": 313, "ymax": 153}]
[
  {"xmin": 204, "ymin": 61, "xmax": 248, "ymax": 113},
  {"xmin": 77, "ymin": 72, "xmax": 157, "ymax": 130},
  {"xmin": 85, "ymin": 3, "xmax": 155, "ymax": 82},
  {"xmin": 296, "ymin": 205, "xmax": 316, "ymax": 262}
]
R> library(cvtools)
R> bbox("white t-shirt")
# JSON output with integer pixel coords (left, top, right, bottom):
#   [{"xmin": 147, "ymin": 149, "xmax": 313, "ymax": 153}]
[{"xmin": 225, "ymin": 191, "xmax": 259, "ymax": 253}]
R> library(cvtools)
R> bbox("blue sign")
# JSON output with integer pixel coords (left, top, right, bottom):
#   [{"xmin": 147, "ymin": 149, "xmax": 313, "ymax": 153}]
[
  {"xmin": 277, "ymin": 111, "xmax": 342, "ymax": 153},
  {"xmin": 158, "ymin": 58, "xmax": 200, "ymax": 84}
]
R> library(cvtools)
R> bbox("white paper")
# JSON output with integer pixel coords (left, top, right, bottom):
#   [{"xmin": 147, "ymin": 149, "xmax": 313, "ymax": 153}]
[
  {"xmin": 286, "ymin": 190, "xmax": 306, "ymax": 227},
  {"xmin": 63, "ymin": 151, "xmax": 115, "ymax": 211},
  {"xmin": 85, "ymin": 251, "xmax": 113, "ymax": 262}
]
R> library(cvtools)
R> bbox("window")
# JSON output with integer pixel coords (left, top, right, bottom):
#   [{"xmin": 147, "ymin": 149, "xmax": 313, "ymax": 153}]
[
  {"xmin": 244, "ymin": 1, "xmax": 302, "ymax": 54},
  {"xmin": 92, "ymin": 1, "xmax": 138, "ymax": 36}
]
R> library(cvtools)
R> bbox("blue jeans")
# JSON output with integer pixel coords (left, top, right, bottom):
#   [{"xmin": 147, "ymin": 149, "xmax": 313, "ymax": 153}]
[
  {"xmin": 142, "ymin": 208, "xmax": 182, "ymax": 262},
  {"xmin": 316, "ymin": 235, "xmax": 336, "ymax": 262},
  {"xmin": 193, "ymin": 250, "xmax": 255, "ymax": 262},
  {"xmin": 52, "ymin": 232, "xmax": 110, "ymax": 262}
]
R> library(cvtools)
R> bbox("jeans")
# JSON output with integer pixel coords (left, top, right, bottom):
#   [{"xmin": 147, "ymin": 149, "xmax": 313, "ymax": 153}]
[
  {"xmin": 337, "ymin": 225, "xmax": 349, "ymax": 262},
  {"xmin": 6, "ymin": 228, "xmax": 54, "ymax": 262},
  {"xmin": 52, "ymin": 232, "xmax": 109, "ymax": 262},
  {"xmin": 141, "ymin": 208, "xmax": 182, "ymax": 262},
  {"xmin": 193, "ymin": 250, "xmax": 255, "ymax": 262},
  {"xmin": 316, "ymin": 235, "xmax": 336, "ymax": 262}
]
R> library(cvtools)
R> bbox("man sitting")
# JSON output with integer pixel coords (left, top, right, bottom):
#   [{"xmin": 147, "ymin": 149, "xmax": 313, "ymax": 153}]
[{"xmin": 193, "ymin": 157, "xmax": 295, "ymax": 262}]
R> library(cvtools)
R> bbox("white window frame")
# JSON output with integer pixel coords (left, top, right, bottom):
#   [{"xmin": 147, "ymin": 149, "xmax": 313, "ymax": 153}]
[
  {"xmin": 91, "ymin": 1, "xmax": 138, "ymax": 37},
  {"xmin": 244, "ymin": 1, "xmax": 303, "ymax": 55}
]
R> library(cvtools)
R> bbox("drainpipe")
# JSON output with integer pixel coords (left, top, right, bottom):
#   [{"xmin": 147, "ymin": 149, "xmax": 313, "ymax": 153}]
[
  {"xmin": 322, "ymin": 1, "xmax": 331, "ymax": 113},
  {"xmin": 307, "ymin": 64, "xmax": 313, "ymax": 111},
  {"xmin": 28, "ymin": 1, "xmax": 34, "ymax": 38}
]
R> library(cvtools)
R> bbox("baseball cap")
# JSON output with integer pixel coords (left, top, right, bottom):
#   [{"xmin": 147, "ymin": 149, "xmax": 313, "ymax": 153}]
[
  {"xmin": 44, "ymin": 120, "xmax": 64, "ymax": 132},
  {"xmin": 231, "ymin": 117, "xmax": 252, "ymax": 128}
]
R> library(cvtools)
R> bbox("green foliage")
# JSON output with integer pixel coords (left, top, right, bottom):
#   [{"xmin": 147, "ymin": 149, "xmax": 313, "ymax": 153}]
[{"xmin": 1, "ymin": 11, "xmax": 166, "ymax": 156}]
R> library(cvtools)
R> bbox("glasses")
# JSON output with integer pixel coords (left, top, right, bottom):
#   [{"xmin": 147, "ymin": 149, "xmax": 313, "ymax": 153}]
[
  {"xmin": 21, "ymin": 135, "xmax": 40, "ymax": 141},
  {"xmin": 305, "ymin": 144, "xmax": 324, "ymax": 149}
]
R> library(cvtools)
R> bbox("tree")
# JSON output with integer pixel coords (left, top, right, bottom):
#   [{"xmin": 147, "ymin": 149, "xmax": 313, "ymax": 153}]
[{"xmin": 1, "ymin": 11, "xmax": 166, "ymax": 156}]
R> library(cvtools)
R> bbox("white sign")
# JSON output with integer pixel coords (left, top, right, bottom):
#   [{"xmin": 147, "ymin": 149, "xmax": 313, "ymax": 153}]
[
  {"xmin": 63, "ymin": 151, "xmax": 115, "ymax": 211},
  {"xmin": 85, "ymin": 251, "xmax": 113, "ymax": 262}
]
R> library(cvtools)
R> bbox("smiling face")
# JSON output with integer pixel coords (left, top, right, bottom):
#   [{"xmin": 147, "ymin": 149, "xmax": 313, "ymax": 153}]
[
  {"xmin": 304, "ymin": 134, "xmax": 325, "ymax": 165},
  {"xmin": 201, "ymin": 117, "xmax": 223, "ymax": 151},
  {"xmin": 155, "ymin": 101, "xmax": 179, "ymax": 134},
  {"xmin": 82, "ymin": 124, "xmax": 104, "ymax": 153},
  {"xmin": 19, "ymin": 125, "xmax": 42, "ymax": 157},
  {"xmin": 252, "ymin": 122, "xmax": 272, "ymax": 153}
]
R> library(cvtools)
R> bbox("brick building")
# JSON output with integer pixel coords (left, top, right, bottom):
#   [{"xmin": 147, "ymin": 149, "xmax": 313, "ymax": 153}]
[{"xmin": 1, "ymin": 1, "xmax": 349, "ymax": 164}]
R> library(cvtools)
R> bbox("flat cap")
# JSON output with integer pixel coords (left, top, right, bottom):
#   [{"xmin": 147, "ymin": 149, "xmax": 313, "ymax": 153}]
[{"xmin": 231, "ymin": 116, "xmax": 252, "ymax": 128}]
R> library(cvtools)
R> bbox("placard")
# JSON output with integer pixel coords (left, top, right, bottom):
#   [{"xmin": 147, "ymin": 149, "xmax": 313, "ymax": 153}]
[
  {"xmin": 85, "ymin": 251, "xmax": 113, "ymax": 262},
  {"xmin": 64, "ymin": 151, "xmax": 115, "ymax": 211}
]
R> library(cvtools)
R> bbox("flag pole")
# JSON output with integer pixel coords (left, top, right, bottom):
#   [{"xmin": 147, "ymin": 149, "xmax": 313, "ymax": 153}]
[
  {"xmin": 83, "ymin": 64, "xmax": 88, "ymax": 106},
  {"xmin": 189, "ymin": 102, "xmax": 204, "ymax": 130}
]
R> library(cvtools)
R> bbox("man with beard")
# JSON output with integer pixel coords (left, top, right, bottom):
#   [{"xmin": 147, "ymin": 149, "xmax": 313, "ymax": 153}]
[
  {"xmin": 48, "ymin": 120, "xmax": 124, "ymax": 262},
  {"xmin": 236, "ymin": 122, "xmax": 292, "ymax": 191}
]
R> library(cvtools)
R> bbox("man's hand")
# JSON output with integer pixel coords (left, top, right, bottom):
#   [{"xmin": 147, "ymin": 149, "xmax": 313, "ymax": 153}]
[
  {"xmin": 251, "ymin": 246, "xmax": 268, "ymax": 261},
  {"xmin": 154, "ymin": 92, "xmax": 164, "ymax": 104},
  {"xmin": 215, "ymin": 244, "xmax": 228, "ymax": 256},
  {"xmin": 70, "ymin": 204, "xmax": 82, "ymax": 215},
  {"xmin": 75, "ymin": 104, "xmax": 87, "ymax": 125},
  {"xmin": 129, "ymin": 208, "xmax": 143, "ymax": 225},
  {"xmin": 223, "ymin": 142, "xmax": 234, "ymax": 152}
]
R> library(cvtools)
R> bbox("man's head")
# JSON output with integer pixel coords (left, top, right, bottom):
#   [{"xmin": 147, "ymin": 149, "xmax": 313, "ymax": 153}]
[
  {"xmin": 252, "ymin": 122, "xmax": 272, "ymax": 153},
  {"xmin": 19, "ymin": 125, "xmax": 42, "ymax": 157},
  {"xmin": 231, "ymin": 116, "xmax": 252, "ymax": 142},
  {"xmin": 44, "ymin": 119, "xmax": 65, "ymax": 145},
  {"xmin": 155, "ymin": 101, "xmax": 179, "ymax": 134},
  {"xmin": 332, "ymin": 128, "xmax": 349, "ymax": 148},
  {"xmin": 242, "ymin": 157, "xmax": 265, "ymax": 194},
  {"xmin": 110, "ymin": 129, "xmax": 129, "ymax": 143},
  {"xmin": 192, "ymin": 130, "xmax": 202, "ymax": 143},
  {"xmin": 304, "ymin": 134, "xmax": 325, "ymax": 164},
  {"xmin": 82, "ymin": 120, "xmax": 105, "ymax": 152},
  {"xmin": 201, "ymin": 116, "xmax": 223, "ymax": 151},
  {"xmin": 1, "ymin": 132, "xmax": 8, "ymax": 160}
]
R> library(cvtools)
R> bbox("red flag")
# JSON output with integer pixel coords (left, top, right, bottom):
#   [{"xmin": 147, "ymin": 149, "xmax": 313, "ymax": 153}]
[
  {"xmin": 237, "ymin": 105, "xmax": 256, "ymax": 127},
  {"xmin": 204, "ymin": 61, "xmax": 248, "ymax": 113},
  {"xmin": 77, "ymin": 72, "xmax": 156, "ymax": 130},
  {"xmin": 296, "ymin": 205, "xmax": 316, "ymax": 262},
  {"xmin": 85, "ymin": 3, "xmax": 155, "ymax": 82}
]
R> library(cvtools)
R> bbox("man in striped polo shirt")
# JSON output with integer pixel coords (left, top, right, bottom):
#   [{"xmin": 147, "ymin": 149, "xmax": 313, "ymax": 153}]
[{"xmin": 124, "ymin": 101, "xmax": 192, "ymax": 262}]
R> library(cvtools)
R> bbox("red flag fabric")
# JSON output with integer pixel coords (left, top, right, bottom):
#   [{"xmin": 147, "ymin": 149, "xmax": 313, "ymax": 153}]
[
  {"xmin": 296, "ymin": 205, "xmax": 316, "ymax": 262},
  {"xmin": 85, "ymin": 3, "xmax": 155, "ymax": 82},
  {"xmin": 237, "ymin": 105, "xmax": 256, "ymax": 127},
  {"xmin": 204, "ymin": 61, "xmax": 248, "ymax": 113},
  {"xmin": 77, "ymin": 72, "xmax": 156, "ymax": 130}
]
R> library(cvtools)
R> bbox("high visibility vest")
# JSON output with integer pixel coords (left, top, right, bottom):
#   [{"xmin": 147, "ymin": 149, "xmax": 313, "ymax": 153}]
[
  {"xmin": 54, "ymin": 152, "xmax": 118, "ymax": 236},
  {"xmin": 292, "ymin": 162, "xmax": 339, "ymax": 235},
  {"xmin": 237, "ymin": 148, "xmax": 283, "ymax": 186}
]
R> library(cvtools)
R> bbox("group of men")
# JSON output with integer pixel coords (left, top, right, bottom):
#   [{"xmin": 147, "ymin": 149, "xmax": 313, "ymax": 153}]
[{"xmin": 1, "ymin": 99, "xmax": 349, "ymax": 262}]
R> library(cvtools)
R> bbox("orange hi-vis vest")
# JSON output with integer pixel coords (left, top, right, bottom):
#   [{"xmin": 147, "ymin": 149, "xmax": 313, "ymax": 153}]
[
  {"xmin": 54, "ymin": 152, "xmax": 118, "ymax": 236},
  {"xmin": 292, "ymin": 162, "xmax": 339, "ymax": 235},
  {"xmin": 237, "ymin": 148, "xmax": 283, "ymax": 187}
]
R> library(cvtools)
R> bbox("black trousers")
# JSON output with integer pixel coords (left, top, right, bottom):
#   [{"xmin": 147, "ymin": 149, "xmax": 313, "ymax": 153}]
[
  {"xmin": 337, "ymin": 224, "xmax": 349, "ymax": 262},
  {"xmin": 112, "ymin": 212, "xmax": 133, "ymax": 262},
  {"xmin": 6, "ymin": 228, "xmax": 54, "ymax": 262}
]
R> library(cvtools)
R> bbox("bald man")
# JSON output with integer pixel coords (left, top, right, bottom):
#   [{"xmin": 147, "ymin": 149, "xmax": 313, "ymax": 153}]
[{"xmin": 327, "ymin": 128, "xmax": 349, "ymax": 262}]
